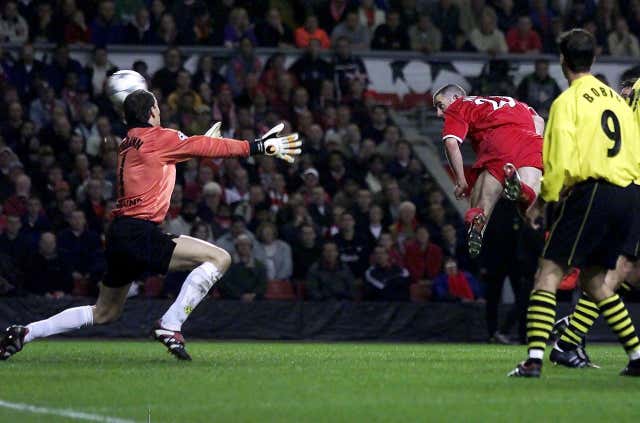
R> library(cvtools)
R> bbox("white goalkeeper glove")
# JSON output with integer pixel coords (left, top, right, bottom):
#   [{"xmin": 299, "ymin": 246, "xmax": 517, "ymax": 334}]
[
  {"xmin": 250, "ymin": 122, "xmax": 302, "ymax": 163},
  {"xmin": 204, "ymin": 121, "xmax": 222, "ymax": 138}
]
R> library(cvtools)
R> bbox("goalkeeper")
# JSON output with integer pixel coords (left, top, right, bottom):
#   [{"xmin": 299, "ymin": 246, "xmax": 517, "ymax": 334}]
[{"xmin": 0, "ymin": 89, "xmax": 302, "ymax": 361}]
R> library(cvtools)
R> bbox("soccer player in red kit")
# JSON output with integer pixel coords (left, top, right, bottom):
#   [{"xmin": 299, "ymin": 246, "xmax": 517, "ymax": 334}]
[
  {"xmin": 433, "ymin": 84, "xmax": 544, "ymax": 257},
  {"xmin": 0, "ymin": 90, "xmax": 301, "ymax": 361}
]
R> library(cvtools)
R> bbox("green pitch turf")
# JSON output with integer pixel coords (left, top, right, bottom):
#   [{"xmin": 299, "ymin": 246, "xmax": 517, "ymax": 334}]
[{"xmin": 1, "ymin": 342, "xmax": 639, "ymax": 422}]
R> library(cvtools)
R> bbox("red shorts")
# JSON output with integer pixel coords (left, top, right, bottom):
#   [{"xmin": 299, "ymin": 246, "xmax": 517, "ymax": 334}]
[{"xmin": 467, "ymin": 128, "xmax": 543, "ymax": 188}]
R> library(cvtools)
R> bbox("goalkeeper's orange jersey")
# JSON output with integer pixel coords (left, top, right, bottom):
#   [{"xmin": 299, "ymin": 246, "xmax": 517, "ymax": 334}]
[{"xmin": 112, "ymin": 125, "xmax": 250, "ymax": 223}]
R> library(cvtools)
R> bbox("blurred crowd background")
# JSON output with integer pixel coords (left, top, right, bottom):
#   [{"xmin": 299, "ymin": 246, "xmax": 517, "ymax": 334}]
[{"xmin": 0, "ymin": 0, "xmax": 636, "ymax": 312}]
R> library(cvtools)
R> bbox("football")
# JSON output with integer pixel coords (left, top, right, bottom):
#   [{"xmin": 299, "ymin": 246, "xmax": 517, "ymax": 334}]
[{"xmin": 106, "ymin": 70, "xmax": 148, "ymax": 106}]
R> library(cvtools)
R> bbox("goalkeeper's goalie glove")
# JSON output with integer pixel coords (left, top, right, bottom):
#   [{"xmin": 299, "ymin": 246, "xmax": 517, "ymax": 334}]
[
  {"xmin": 250, "ymin": 122, "xmax": 302, "ymax": 163},
  {"xmin": 204, "ymin": 121, "xmax": 222, "ymax": 138}
]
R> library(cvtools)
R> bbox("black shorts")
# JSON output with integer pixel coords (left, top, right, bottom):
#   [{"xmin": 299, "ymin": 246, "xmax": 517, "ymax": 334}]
[
  {"xmin": 543, "ymin": 180, "xmax": 640, "ymax": 270},
  {"xmin": 103, "ymin": 216, "xmax": 178, "ymax": 287}
]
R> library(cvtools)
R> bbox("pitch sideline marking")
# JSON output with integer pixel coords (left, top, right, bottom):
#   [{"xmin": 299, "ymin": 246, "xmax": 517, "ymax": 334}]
[{"xmin": 0, "ymin": 399, "xmax": 136, "ymax": 423}]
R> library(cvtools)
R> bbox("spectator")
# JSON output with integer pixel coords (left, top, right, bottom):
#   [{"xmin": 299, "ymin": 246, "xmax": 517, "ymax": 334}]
[
  {"xmin": 166, "ymin": 199, "xmax": 197, "ymax": 236},
  {"xmin": 387, "ymin": 140, "xmax": 413, "ymax": 179},
  {"xmin": 506, "ymin": 16, "xmax": 542, "ymax": 53},
  {"xmin": 289, "ymin": 39, "xmax": 333, "ymax": 99},
  {"xmin": 433, "ymin": 257, "xmax": 484, "ymax": 302},
  {"xmin": 4, "ymin": 173, "xmax": 31, "ymax": 217},
  {"xmin": 90, "ymin": 0, "xmax": 124, "ymax": 45},
  {"xmin": 516, "ymin": 59, "xmax": 561, "ymax": 118},
  {"xmin": 226, "ymin": 37, "xmax": 262, "ymax": 97},
  {"xmin": 75, "ymin": 103, "xmax": 101, "ymax": 157},
  {"xmin": 529, "ymin": 0, "xmax": 554, "ymax": 39},
  {"xmin": 377, "ymin": 231, "xmax": 403, "ymax": 266},
  {"xmin": 256, "ymin": 7, "xmax": 293, "ymax": 47},
  {"xmin": 23, "ymin": 232, "xmax": 72, "ymax": 297},
  {"xmin": 333, "ymin": 211, "xmax": 370, "ymax": 276},
  {"xmin": 294, "ymin": 15, "xmax": 331, "ymax": 49},
  {"xmin": 152, "ymin": 12, "xmax": 177, "ymax": 44},
  {"xmin": 371, "ymin": 10, "xmax": 410, "ymax": 50},
  {"xmin": 317, "ymin": 0, "xmax": 353, "ymax": 34},
  {"xmin": 332, "ymin": 37, "xmax": 369, "ymax": 99},
  {"xmin": 469, "ymin": 7, "xmax": 508, "ymax": 54},
  {"xmin": 9, "ymin": 43, "xmax": 44, "ymax": 101},
  {"xmin": 363, "ymin": 106, "xmax": 389, "ymax": 145},
  {"xmin": 608, "ymin": 17, "xmax": 640, "ymax": 57},
  {"xmin": 124, "ymin": 7, "xmax": 155, "ymax": 44},
  {"xmin": 440, "ymin": 223, "xmax": 472, "ymax": 272},
  {"xmin": 409, "ymin": 14, "xmax": 442, "ymax": 53},
  {"xmin": 364, "ymin": 245, "xmax": 411, "ymax": 301},
  {"xmin": 0, "ymin": 0, "xmax": 28, "ymax": 43},
  {"xmin": 389, "ymin": 200, "xmax": 418, "ymax": 245},
  {"xmin": 459, "ymin": 0, "xmax": 486, "ymax": 35},
  {"xmin": 403, "ymin": 225, "xmax": 443, "ymax": 283},
  {"xmin": 57, "ymin": 210, "xmax": 104, "ymax": 286},
  {"xmin": 218, "ymin": 234, "xmax": 267, "ymax": 302},
  {"xmin": 64, "ymin": 8, "xmax": 90, "ymax": 44},
  {"xmin": 357, "ymin": 0, "xmax": 385, "ymax": 32},
  {"xmin": 0, "ymin": 214, "xmax": 28, "ymax": 261},
  {"xmin": 2, "ymin": 101, "xmax": 24, "ymax": 147},
  {"xmin": 595, "ymin": 0, "xmax": 619, "ymax": 44},
  {"xmin": 167, "ymin": 70, "xmax": 203, "ymax": 112},
  {"xmin": 86, "ymin": 47, "xmax": 117, "ymax": 97},
  {"xmin": 192, "ymin": 55, "xmax": 225, "ymax": 96},
  {"xmin": 365, "ymin": 154, "xmax": 386, "ymax": 194},
  {"xmin": 215, "ymin": 215, "xmax": 266, "ymax": 263},
  {"xmin": 46, "ymin": 44, "xmax": 85, "ymax": 94},
  {"xmin": 192, "ymin": 6, "xmax": 215, "ymax": 45},
  {"xmin": 292, "ymin": 223, "xmax": 321, "ymax": 280},
  {"xmin": 431, "ymin": 0, "xmax": 462, "ymax": 51},
  {"xmin": 495, "ymin": 0, "xmax": 518, "ymax": 32},
  {"xmin": 331, "ymin": 11, "xmax": 371, "ymax": 50},
  {"xmin": 257, "ymin": 222, "xmax": 293, "ymax": 281},
  {"xmin": 224, "ymin": 7, "xmax": 257, "ymax": 48},
  {"xmin": 152, "ymin": 47, "xmax": 184, "ymax": 97},
  {"xmin": 30, "ymin": 1, "xmax": 55, "ymax": 42},
  {"xmin": 190, "ymin": 221, "xmax": 215, "ymax": 244},
  {"xmin": 306, "ymin": 241, "xmax": 356, "ymax": 300},
  {"xmin": 308, "ymin": 185, "xmax": 332, "ymax": 230}
]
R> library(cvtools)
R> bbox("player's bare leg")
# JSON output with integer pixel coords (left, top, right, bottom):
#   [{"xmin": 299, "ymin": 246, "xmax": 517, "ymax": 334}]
[
  {"xmin": 466, "ymin": 171, "xmax": 503, "ymax": 257},
  {"xmin": 503, "ymin": 165, "xmax": 541, "ymax": 218},
  {"xmin": 0, "ymin": 283, "xmax": 131, "ymax": 360},
  {"xmin": 152, "ymin": 235, "xmax": 232, "ymax": 360}
]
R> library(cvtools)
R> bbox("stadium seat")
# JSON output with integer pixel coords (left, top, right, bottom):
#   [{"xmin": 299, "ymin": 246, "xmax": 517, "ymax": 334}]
[
  {"xmin": 409, "ymin": 283, "xmax": 430, "ymax": 303},
  {"xmin": 264, "ymin": 280, "xmax": 296, "ymax": 301},
  {"xmin": 143, "ymin": 276, "xmax": 164, "ymax": 298}
]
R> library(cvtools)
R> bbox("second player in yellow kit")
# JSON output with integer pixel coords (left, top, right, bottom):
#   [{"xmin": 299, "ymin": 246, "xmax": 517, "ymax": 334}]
[{"xmin": 510, "ymin": 29, "xmax": 640, "ymax": 378}]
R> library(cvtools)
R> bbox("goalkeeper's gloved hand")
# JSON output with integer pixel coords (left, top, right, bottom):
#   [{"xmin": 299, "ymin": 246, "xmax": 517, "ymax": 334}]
[
  {"xmin": 204, "ymin": 121, "xmax": 222, "ymax": 138},
  {"xmin": 250, "ymin": 122, "xmax": 302, "ymax": 163}
]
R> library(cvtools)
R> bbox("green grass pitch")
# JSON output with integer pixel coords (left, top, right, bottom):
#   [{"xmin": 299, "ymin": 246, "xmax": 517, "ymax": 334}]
[{"xmin": 1, "ymin": 341, "xmax": 639, "ymax": 422}]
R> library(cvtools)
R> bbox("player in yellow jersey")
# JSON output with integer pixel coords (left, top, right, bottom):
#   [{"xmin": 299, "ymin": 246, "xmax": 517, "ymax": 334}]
[
  {"xmin": 547, "ymin": 76, "xmax": 640, "ymax": 369},
  {"xmin": 509, "ymin": 29, "xmax": 640, "ymax": 377}
]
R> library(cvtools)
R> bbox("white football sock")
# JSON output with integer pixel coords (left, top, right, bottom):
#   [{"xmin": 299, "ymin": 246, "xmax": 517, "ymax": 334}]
[
  {"xmin": 24, "ymin": 306, "xmax": 94, "ymax": 343},
  {"xmin": 160, "ymin": 262, "xmax": 221, "ymax": 332}
]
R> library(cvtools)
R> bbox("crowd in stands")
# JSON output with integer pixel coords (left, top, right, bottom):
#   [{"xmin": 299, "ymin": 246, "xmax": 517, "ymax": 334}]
[
  {"xmin": 0, "ymin": 0, "xmax": 640, "ymax": 56},
  {"xmin": 1, "ymin": 0, "xmax": 635, "ymax": 304}
]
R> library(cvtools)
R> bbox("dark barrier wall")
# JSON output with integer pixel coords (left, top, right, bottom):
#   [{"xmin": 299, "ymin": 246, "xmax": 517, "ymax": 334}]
[{"xmin": 1, "ymin": 298, "xmax": 637, "ymax": 342}]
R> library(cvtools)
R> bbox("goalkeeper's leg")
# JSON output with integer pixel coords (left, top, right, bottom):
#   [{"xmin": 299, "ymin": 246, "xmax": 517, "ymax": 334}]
[{"xmin": 1, "ymin": 285, "xmax": 129, "ymax": 360}]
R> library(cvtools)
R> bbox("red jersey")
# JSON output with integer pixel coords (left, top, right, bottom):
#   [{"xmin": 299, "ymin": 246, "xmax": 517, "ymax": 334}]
[
  {"xmin": 441, "ymin": 95, "xmax": 539, "ymax": 150},
  {"xmin": 112, "ymin": 126, "xmax": 250, "ymax": 223}
]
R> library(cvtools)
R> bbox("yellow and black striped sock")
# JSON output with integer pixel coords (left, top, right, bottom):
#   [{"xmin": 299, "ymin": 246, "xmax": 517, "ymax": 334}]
[
  {"xmin": 527, "ymin": 290, "xmax": 557, "ymax": 360},
  {"xmin": 619, "ymin": 281, "xmax": 633, "ymax": 296},
  {"xmin": 558, "ymin": 292, "xmax": 599, "ymax": 350},
  {"xmin": 598, "ymin": 294, "xmax": 640, "ymax": 359}
]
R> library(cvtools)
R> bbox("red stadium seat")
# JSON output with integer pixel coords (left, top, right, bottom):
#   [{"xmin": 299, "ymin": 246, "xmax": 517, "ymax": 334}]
[
  {"xmin": 410, "ymin": 283, "xmax": 430, "ymax": 303},
  {"xmin": 264, "ymin": 280, "xmax": 296, "ymax": 301}
]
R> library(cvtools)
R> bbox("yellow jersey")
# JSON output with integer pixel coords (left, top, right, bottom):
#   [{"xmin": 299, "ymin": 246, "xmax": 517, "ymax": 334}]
[{"xmin": 542, "ymin": 74, "xmax": 640, "ymax": 202}]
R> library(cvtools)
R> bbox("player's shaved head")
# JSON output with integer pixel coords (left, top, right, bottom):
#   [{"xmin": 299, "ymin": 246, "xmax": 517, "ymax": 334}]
[
  {"xmin": 559, "ymin": 29, "xmax": 595, "ymax": 74},
  {"xmin": 433, "ymin": 84, "xmax": 466, "ymax": 117}
]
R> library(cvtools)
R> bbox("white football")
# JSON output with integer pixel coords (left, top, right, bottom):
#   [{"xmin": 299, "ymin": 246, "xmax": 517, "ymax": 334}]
[{"xmin": 106, "ymin": 70, "xmax": 148, "ymax": 106}]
